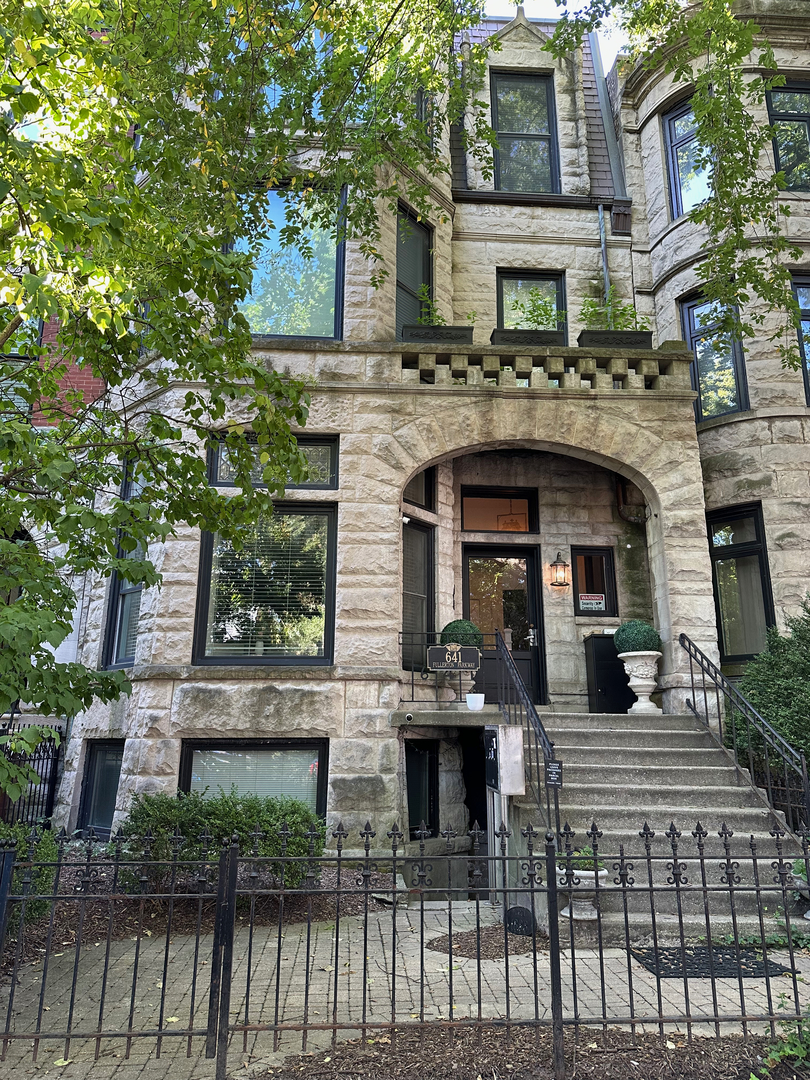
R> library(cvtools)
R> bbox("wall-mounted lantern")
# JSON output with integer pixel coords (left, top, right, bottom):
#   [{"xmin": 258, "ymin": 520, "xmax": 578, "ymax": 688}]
[{"xmin": 550, "ymin": 551, "xmax": 570, "ymax": 588}]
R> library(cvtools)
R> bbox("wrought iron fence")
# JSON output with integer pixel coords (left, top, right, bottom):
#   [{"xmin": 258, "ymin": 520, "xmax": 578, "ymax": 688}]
[
  {"xmin": 0, "ymin": 715, "xmax": 62, "ymax": 827},
  {"xmin": 679, "ymin": 632, "xmax": 810, "ymax": 832},
  {"xmin": 1, "ymin": 820, "xmax": 810, "ymax": 1080}
]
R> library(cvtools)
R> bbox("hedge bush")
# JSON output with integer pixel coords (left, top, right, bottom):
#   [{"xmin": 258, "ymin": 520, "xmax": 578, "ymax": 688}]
[
  {"xmin": 116, "ymin": 789, "xmax": 326, "ymax": 887},
  {"xmin": 0, "ymin": 823, "xmax": 58, "ymax": 924},
  {"xmin": 613, "ymin": 620, "xmax": 661, "ymax": 654},
  {"xmin": 440, "ymin": 619, "xmax": 483, "ymax": 647},
  {"xmin": 739, "ymin": 596, "xmax": 810, "ymax": 757}
]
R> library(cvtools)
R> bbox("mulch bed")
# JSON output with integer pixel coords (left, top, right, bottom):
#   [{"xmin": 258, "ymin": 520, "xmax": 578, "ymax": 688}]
[
  {"xmin": 257, "ymin": 1026, "xmax": 810, "ymax": 1079},
  {"xmin": 630, "ymin": 945, "xmax": 797, "ymax": 979},
  {"xmin": 427, "ymin": 924, "xmax": 551, "ymax": 959}
]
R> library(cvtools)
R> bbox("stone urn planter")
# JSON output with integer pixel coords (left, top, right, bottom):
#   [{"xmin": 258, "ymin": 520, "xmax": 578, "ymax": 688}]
[
  {"xmin": 618, "ymin": 651, "xmax": 662, "ymax": 714},
  {"xmin": 556, "ymin": 865, "xmax": 609, "ymax": 920},
  {"xmin": 401, "ymin": 324, "xmax": 474, "ymax": 344}
]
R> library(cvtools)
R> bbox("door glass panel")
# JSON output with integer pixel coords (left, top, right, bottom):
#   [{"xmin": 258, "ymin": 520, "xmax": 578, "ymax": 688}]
[
  {"xmin": 715, "ymin": 555, "xmax": 768, "ymax": 656},
  {"xmin": 467, "ymin": 556, "xmax": 530, "ymax": 649},
  {"xmin": 81, "ymin": 743, "xmax": 124, "ymax": 835},
  {"xmin": 462, "ymin": 496, "xmax": 530, "ymax": 531}
]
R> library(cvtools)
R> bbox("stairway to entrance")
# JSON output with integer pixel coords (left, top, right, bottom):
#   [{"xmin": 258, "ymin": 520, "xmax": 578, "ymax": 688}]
[{"xmin": 514, "ymin": 711, "xmax": 804, "ymax": 942}]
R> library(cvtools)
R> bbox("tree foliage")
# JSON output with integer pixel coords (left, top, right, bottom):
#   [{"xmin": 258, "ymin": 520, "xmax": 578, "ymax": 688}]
[
  {"xmin": 546, "ymin": 0, "xmax": 804, "ymax": 369},
  {"xmin": 0, "ymin": 0, "xmax": 494, "ymax": 752}
]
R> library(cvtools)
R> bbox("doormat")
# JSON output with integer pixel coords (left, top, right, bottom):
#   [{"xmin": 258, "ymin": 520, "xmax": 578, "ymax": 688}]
[{"xmin": 630, "ymin": 946, "xmax": 797, "ymax": 979}]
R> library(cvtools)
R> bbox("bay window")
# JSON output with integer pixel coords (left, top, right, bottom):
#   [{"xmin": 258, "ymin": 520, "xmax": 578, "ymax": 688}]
[
  {"xmin": 768, "ymin": 87, "xmax": 810, "ymax": 191},
  {"xmin": 707, "ymin": 504, "xmax": 774, "ymax": 662}
]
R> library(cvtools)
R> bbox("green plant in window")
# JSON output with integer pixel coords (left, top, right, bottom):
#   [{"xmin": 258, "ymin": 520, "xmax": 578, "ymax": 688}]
[
  {"xmin": 509, "ymin": 286, "xmax": 565, "ymax": 330},
  {"xmin": 579, "ymin": 285, "xmax": 649, "ymax": 332}
]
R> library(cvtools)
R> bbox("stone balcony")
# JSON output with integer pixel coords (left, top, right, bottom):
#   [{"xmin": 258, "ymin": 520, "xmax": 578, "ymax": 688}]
[{"xmin": 253, "ymin": 338, "xmax": 695, "ymax": 397}]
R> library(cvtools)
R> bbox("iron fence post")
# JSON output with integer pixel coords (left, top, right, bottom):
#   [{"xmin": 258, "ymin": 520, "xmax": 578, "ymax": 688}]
[
  {"xmin": 544, "ymin": 832, "xmax": 565, "ymax": 1080},
  {"xmin": 801, "ymin": 752, "xmax": 810, "ymax": 830},
  {"xmin": 206, "ymin": 844, "xmax": 230, "ymax": 1058},
  {"xmin": 0, "ymin": 841, "xmax": 16, "ymax": 961},
  {"xmin": 215, "ymin": 837, "xmax": 240, "ymax": 1080}
]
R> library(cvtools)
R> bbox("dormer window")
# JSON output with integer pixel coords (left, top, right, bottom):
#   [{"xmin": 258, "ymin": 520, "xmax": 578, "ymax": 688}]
[{"xmin": 492, "ymin": 72, "xmax": 559, "ymax": 194}]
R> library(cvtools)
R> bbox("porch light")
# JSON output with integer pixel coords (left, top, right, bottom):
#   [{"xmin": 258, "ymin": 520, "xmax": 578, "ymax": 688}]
[{"xmin": 550, "ymin": 552, "xmax": 569, "ymax": 588}]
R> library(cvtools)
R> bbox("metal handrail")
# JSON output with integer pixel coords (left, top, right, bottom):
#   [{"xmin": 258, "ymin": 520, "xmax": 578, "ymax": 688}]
[
  {"xmin": 494, "ymin": 629, "xmax": 560, "ymax": 836},
  {"xmin": 679, "ymin": 632, "xmax": 810, "ymax": 832}
]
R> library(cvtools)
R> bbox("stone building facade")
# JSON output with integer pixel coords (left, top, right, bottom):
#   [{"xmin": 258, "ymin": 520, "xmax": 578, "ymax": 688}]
[{"xmin": 53, "ymin": 3, "xmax": 810, "ymax": 849}]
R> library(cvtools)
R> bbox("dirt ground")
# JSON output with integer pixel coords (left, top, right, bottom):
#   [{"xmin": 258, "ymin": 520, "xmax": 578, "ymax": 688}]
[{"xmin": 257, "ymin": 1025, "xmax": 810, "ymax": 1080}]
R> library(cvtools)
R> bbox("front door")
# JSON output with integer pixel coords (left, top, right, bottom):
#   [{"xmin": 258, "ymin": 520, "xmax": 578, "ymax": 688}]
[{"xmin": 463, "ymin": 546, "xmax": 545, "ymax": 704}]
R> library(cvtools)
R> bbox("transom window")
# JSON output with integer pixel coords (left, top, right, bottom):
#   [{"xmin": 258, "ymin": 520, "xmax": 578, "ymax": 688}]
[
  {"xmin": 211, "ymin": 435, "xmax": 339, "ymax": 489},
  {"xmin": 497, "ymin": 271, "xmax": 565, "ymax": 333},
  {"xmin": 707, "ymin": 504, "xmax": 774, "ymax": 662},
  {"xmin": 793, "ymin": 277, "xmax": 810, "ymax": 405},
  {"xmin": 195, "ymin": 505, "xmax": 336, "ymax": 664},
  {"xmin": 492, "ymin": 72, "xmax": 558, "ymax": 194},
  {"xmin": 681, "ymin": 296, "xmax": 748, "ymax": 422},
  {"xmin": 403, "ymin": 467, "xmax": 435, "ymax": 512},
  {"xmin": 768, "ymin": 88, "xmax": 810, "ymax": 191},
  {"xmin": 461, "ymin": 486, "xmax": 539, "ymax": 532},
  {"xmin": 235, "ymin": 189, "xmax": 344, "ymax": 339},
  {"xmin": 664, "ymin": 102, "xmax": 711, "ymax": 218}
]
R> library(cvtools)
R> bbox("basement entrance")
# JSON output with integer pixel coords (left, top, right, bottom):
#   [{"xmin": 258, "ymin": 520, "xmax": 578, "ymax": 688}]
[{"xmin": 462, "ymin": 545, "xmax": 545, "ymax": 704}]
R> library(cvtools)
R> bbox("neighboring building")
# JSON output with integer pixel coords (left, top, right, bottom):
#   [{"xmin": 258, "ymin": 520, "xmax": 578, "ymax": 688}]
[{"xmin": 53, "ymin": 5, "xmax": 810, "ymax": 847}]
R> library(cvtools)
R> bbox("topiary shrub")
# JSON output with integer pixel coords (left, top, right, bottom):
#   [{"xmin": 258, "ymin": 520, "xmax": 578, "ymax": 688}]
[
  {"xmin": 613, "ymin": 620, "xmax": 661, "ymax": 654},
  {"xmin": 739, "ymin": 596, "xmax": 810, "ymax": 757},
  {"xmin": 116, "ymin": 789, "xmax": 325, "ymax": 887},
  {"xmin": 440, "ymin": 619, "xmax": 483, "ymax": 647},
  {"xmin": 0, "ymin": 823, "xmax": 59, "ymax": 924}
]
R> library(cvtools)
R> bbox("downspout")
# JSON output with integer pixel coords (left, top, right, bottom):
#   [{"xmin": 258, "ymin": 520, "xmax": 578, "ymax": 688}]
[{"xmin": 598, "ymin": 204, "xmax": 610, "ymax": 306}]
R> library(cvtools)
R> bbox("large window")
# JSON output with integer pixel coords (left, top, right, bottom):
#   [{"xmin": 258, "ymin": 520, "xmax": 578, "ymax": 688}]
[
  {"xmin": 195, "ymin": 506, "xmax": 336, "ymax": 664},
  {"xmin": 396, "ymin": 207, "xmax": 431, "ymax": 338},
  {"xmin": 571, "ymin": 547, "xmax": 618, "ymax": 618},
  {"xmin": 402, "ymin": 520, "xmax": 434, "ymax": 669},
  {"xmin": 792, "ymin": 276, "xmax": 810, "ymax": 405},
  {"xmin": 497, "ymin": 271, "xmax": 565, "ymax": 334},
  {"xmin": 235, "ymin": 189, "xmax": 344, "ymax": 339},
  {"xmin": 103, "ymin": 472, "xmax": 145, "ymax": 668},
  {"xmin": 664, "ymin": 102, "xmax": 711, "ymax": 218},
  {"xmin": 707, "ymin": 504, "xmax": 774, "ymax": 662},
  {"xmin": 180, "ymin": 740, "xmax": 328, "ymax": 815},
  {"xmin": 211, "ymin": 435, "xmax": 339, "ymax": 490},
  {"xmin": 78, "ymin": 741, "xmax": 124, "ymax": 838},
  {"xmin": 681, "ymin": 296, "xmax": 748, "ymax": 422},
  {"xmin": 768, "ymin": 87, "xmax": 810, "ymax": 191},
  {"xmin": 492, "ymin": 72, "xmax": 558, "ymax": 193}
]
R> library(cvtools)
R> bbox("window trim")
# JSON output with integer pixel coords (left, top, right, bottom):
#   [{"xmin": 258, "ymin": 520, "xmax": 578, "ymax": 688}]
[
  {"xmin": 663, "ymin": 99, "xmax": 706, "ymax": 220},
  {"xmin": 179, "ymin": 738, "xmax": 329, "ymax": 817},
  {"xmin": 0, "ymin": 314, "xmax": 43, "ymax": 360},
  {"xmin": 766, "ymin": 83, "xmax": 810, "ymax": 192},
  {"xmin": 706, "ymin": 502, "xmax": 775, "ymax": 663},
  {"xmin": 496, "ymin": 270, "xmax": 567, "ymax": 339},
  {"xmin": 791, "ymin": 275, "xmax": 810, "ymax": 406},
  {"xmin": 680, "ymin": 293, "xmax": 749, "ymax": 423},
  {"xmin": 192, "ymin": 502, "xmax": 338, "ymax": 666},
  {"xmin": 77, "ymin": 739, "xmax": 125, "ymax": 838},
  {"xmin": 209, "ymin": 434, "xmax": 340, "ymax": 490},
  {"xmin": 235, "ymin": 185, "xmax": 346, "ymax": 342},
  {"xmin": 571, "ymin": 545, "xmax": 618, "ymax": 618},
  {"xmin": 396, "ymin": 203, "xmax": 433, "ymax": 339},
  {"xmin": 491, "ymin": 70, "xmax": 560, "ymax": 195},
  {"xmin": 404, "ymin": 738, "xmax": 440, "ymax": 840},
  {"xmin": 461, "ymin": 485, "xmax": 540, "ymax": 533}
]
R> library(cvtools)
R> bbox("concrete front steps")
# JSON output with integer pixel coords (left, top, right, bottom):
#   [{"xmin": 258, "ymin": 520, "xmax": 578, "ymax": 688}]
[{"xmin": 515, "ymin": 712, "xmax": 802, "ymax": 943}]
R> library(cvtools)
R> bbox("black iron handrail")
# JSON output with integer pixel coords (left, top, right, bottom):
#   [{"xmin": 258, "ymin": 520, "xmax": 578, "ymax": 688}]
[
  {"xmin": 494, "ymin": 629, "xmax": 560, "ymax": 836},
  {"xmin": 679, "ymin": 632, "xmax": 810, "ymax": 832}
]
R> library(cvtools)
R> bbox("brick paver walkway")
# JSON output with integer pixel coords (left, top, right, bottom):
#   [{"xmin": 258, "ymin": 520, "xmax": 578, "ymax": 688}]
[{"xmin": 2, "ymin": 902, "xmax": 808, "ymax": 1080}]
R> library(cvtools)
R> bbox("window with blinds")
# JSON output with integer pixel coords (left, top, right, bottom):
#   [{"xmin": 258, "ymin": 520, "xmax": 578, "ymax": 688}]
[
  {"xmin": 198, "ymin": 507, "xmax": 336, "ymax": 663},
  {"xmin": 396, "ymin": 208, "xmax": 431, "ymax": 339},
  {"xmin": 402, "ymin": 521, "xmax": 433, "ymax": 668},
  {"xmin": 188, "ymin": 745, "xmax": 323, "ymax": 810}
]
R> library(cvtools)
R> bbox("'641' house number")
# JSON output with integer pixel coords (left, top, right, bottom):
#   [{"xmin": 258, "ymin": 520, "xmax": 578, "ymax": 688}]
[{"xmin": 426, "ymin": 643, "xmax": 482, "ymax": 672}]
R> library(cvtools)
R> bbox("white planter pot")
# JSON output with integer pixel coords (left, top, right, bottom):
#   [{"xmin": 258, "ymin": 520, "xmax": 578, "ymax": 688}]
[
  {"xmin": 617, "ymin": 650, "xmax": 662, "ymax": 713},
  {"xmin": 466, "ymin": 693, "xmax": 485, "ymax": 712},
  {"xmin": 556, "ymin": 866, "xmax": 609, "ymax": 920}
]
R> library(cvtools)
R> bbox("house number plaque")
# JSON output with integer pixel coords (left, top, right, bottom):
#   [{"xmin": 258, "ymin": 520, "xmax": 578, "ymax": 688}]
[{"xmin": 426, "ymin": 643, "xmax": 482, "ymax": 672}]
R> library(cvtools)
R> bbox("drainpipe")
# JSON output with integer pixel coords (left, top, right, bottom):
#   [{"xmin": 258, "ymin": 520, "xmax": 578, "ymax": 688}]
[{"xmin": 598, "ymin": 204, "xmax": 610, "ymax": 306}]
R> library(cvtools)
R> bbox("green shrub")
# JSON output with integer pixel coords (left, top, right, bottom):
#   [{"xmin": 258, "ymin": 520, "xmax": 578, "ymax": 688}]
[
  {"xmin": 739, "ymin": 596, "xmax": 810, "ymax": 757},
  {"xmin": 116, "ymin": 789, "xmax": 326, "ymax": 887},
  {"xmin": 557, "ymin": 846, "xmax": 605, "ymax": 872},
  {"xmin": 440, "ymin": 619, "xmax": 483, "ymax": 647},
  {"xmin": 613, "ymin": 620, "xmax": 661, "ymax": 654},
  {"xmin": 0, "ymin": 823, "xmax": 59, "ymax": 923}
]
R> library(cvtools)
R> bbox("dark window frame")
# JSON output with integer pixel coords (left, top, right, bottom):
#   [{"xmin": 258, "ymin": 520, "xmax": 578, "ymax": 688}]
[
  {"xmin": 402, "ymin": 518, "xmax": 435, "ymax": 670},
  {"xmin": 461, "ymin": 485, "xmax": 540, "ymax": 533},
  {"xmin": 663, "ymin": 99, "xmax": 708, "ymax": 220},
  {"xmin": 405, "ymin": 738, "xmax": 440, "ymax": 840},
  {"xmin": 396, "ymin": 203, "xmax": 433, "ymax": 339},
  {"xmin": 232, "ymin": 184, "xmax": 346, "ymax": 342},
  {"xmin": 403, "ymin": 466, "xmax": 436, "ymax": 512},
  {"xmin": 208, "ymin": 433, "xmax": 340, "ymax": 490},
  {"xmin": 496, "ymin": 270, "xmax": 566, "ymax": 339},
  {"xmin": 571, "ymin": 545, "xmax": 618, "ymax": 618},
  {"xmin": 179, "ymin": 738, "xmax": 329, "ymax": 817},
  {"xmin": 77, "ymin": 739, "xmax": 125, "ymax": 838},
  {"xmin": 680, "ymin": 293, "xmax": 749, "ymax": 423},
  {"xmin": 706, "ymin": 502, "xmax": 775, "ymax": 663},
  {"xmin": 103, "ymin": 470, "xmax": 144, "ymax": 670},
  {"xmin": 766, "ymin": 83, "xmax": 810, "ymax": 192},
  {"xmin": 192, "ymin": 502, "xmax": 338, "ymax": 666},
  {"xmin": 791, "ymin": 274, "xmax": 810, "ymax": 405},
  {"xmin": 491, "ymin": 70, "xmax": 560, "ymax": 194}
]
